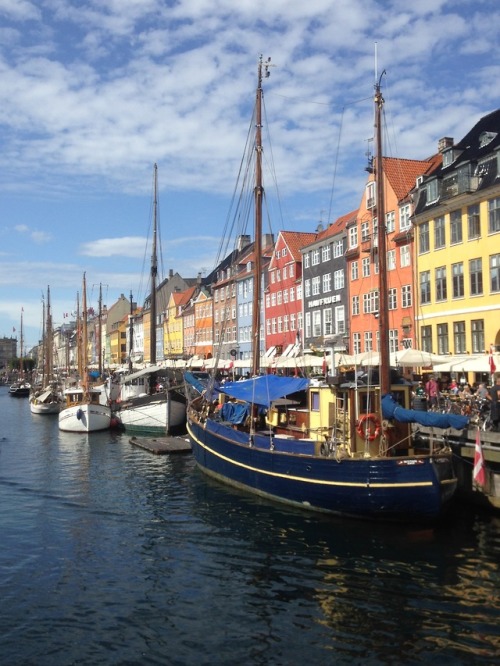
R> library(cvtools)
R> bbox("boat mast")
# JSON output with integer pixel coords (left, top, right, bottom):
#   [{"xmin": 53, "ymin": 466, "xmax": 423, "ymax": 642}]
[
  {"xmin": 82, "ymin": 273, "xmax": 88, "ymax": 395},
  {"xmin": 150, "ymin": 163, "xmax": 158, "ymax": 366},
  {"xmin": 374, "ymin": 72, "xmax": 390, "ymax": 395},
  {"xmin": 251, "ymin": 56, "xmax": 271, "ymax": 376},
  {"xmin": 20, "ymin": 309, "xmax": 24, "ymax": 379},
  {"xmin": 46, "ymin": 286, "xmax": 53, "ymax": 381},
  {"xmin": 98, "ymin": 283, "xmax": 103, "ymax": 378},
  {"xmin": 129, "ymin": 290, "xmax": 134, "ymax": 373}
]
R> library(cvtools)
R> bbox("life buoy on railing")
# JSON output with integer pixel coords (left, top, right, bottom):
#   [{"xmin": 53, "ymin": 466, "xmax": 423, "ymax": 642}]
[{"xmin": 356, "ymin": 413, "xmax": 381, "ymax": 441}]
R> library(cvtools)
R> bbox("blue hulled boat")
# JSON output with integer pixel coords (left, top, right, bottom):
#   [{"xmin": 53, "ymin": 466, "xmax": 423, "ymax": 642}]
[{"xmin": 185, "ymin": 61, "xmax": 467, "ymax": 522}]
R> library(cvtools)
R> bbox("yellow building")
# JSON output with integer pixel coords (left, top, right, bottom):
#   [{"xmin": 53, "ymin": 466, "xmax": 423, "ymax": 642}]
[
  {"xmin": 164, "ymin": 287, "xmax": 197, "ymax": 359},
  {"xmin": 413, "ymin": 112, "xmax": 500, "ymax": 358}
]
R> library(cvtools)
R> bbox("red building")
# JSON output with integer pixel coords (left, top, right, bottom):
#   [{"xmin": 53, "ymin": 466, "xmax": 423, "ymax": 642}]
[{"xmin": 264, "ymin": 230, "xmax": 316, "ymax": 356}]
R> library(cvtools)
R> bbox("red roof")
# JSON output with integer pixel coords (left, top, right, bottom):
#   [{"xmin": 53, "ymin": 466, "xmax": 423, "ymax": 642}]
[{"xmin": 382, "ymin": 157, "xmax": 436, "ymax": 203}]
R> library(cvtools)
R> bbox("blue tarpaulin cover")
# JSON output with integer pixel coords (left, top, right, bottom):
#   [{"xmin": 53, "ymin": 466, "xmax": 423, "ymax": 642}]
[
  {"xmin": 382, "ymin": 394, "xmax": 469, "ymax": 430},
  {"xmin": 219, "ymin": 375, "xmax": 309, "ymax": 408}
]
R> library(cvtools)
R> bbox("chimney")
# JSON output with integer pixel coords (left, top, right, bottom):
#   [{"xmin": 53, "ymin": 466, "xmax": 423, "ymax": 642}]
[
  {"xmin": 262, "ymin": 233, "xmax": 275, "ymax": 249},
  {"xmin": 169, "ymin": 269, "xmax": 174, "ymax": 278},
  {"xmin": 438, "ymin": 137, "xmax": 454, "ymax": 153},
  {"xmin": 237, "ymin": 235, "xmax": 251, "ymax": 251}
]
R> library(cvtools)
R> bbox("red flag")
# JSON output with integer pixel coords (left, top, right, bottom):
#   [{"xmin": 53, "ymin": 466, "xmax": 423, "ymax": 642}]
[
  {"xmin": 322, "ymin": 353, "xmax": 327, "ymax": 375},
  {"xmin": 473, "ymin": 429, "xmax": 486, "ymax": 487},
  {"xmin": 489, "ymin": 345, "xmax": 496, "ymax": 374}
]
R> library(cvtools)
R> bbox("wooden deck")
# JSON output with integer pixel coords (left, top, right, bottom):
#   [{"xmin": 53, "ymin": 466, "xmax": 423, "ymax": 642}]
[{"xmin": 129, "ymin": 435, "xmax": 192, "ymax": 455}]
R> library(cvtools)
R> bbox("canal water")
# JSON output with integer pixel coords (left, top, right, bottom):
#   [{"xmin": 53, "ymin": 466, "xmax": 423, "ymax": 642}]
[{"xmin": 0, "ymin": 386, "xmax": 499, "ymax": 665}]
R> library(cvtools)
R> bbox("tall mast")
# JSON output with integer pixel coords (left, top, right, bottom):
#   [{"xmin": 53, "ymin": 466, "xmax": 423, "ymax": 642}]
[
  {"xmin": 374, "ymin": 72, "xmax": 390, "ymax": 395},
  {"xmin": 129, "ymin": 290, "xmax": 134, "ymax": 373},
  {"xmin": 98, "ymin": 283, "xmax": 103, "ymax": 377},
  {"xmin": 20, "ymin": 309, "xmax": 24, "ymax": 378},
  {"xmin": 82, "ymin": 273, "xmax": 88, "ymax": 393},
  {"xmin": 251, "ymin": 56, "xmax": 271, "ymax": 376},
  {"xmin": 46, "ymin": 286, "xmax": 53, "ymax": 380},
  {"xmin": 150, "ymin": 163, "xmax": 158, "ymax": 366},
  {"xmin": 76, "ymin": 292, "xmax": 81, "ymax": 376}
]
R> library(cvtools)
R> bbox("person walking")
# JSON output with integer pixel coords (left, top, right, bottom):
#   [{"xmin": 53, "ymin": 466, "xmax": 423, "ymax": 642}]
[
  {"xmin": 425, "ymin": 375, "xmax": 439, "ymax": 408},
  {"xmin": 486, "ymin": 375, "xmax": 500, "ymax": 431}
]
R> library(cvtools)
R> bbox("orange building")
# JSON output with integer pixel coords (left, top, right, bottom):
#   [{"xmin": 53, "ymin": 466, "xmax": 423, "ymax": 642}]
[{"xmin": 347, "ymin": 156, "xmax": 437, "ymax": 355}]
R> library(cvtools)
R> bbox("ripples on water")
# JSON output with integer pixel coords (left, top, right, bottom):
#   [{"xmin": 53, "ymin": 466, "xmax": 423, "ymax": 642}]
[{"xmin": 0, "ymin": 387, "xmax": 499, "ymax": 665}]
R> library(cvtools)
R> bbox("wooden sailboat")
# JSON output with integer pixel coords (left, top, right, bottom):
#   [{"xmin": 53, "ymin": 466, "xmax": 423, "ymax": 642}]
[
  {"xmin": 185, "ymin": 60, "xmax": 468, "ymax": 522},
  {"xmin": 9, "ymin": 308, "xmax": 31, "ymax": 397},
  {"xmin": 116, "ymin": 164, "xmax": 186, "ymax": 435},
  {"xmin": 58, "ymin": 273, "xmax": 112, "ymax": 432},
  {"xmin": 30, "ymin": 286, "xmax": 64, "ymax": 414}
]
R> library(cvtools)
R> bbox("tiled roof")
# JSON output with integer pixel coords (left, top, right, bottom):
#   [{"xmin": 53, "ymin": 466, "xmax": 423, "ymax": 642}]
[
  {"xmin": 382, "ymin": 157, "xmax": 435, "ymax": 203},
  {"xmin": 315, "ymin": 209, "xmax": 357, "ymax": 241},
  {"xmin": 279, "ymin": 231, "xmax": 317, "ymax": 261}
]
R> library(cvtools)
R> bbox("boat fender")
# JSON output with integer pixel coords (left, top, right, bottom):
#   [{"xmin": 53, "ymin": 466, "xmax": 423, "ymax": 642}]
[
  {"xmin": 76, "ymin": 408, "xmax": 83, "ymax": 420},
  {"xmin": 356, "ymin": 414, "xmax": 381, "ymax": 441}
]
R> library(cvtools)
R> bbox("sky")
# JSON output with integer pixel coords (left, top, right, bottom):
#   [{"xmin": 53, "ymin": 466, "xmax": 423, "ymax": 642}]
[{"xmin": 1, "ymin": 0, "xmax": 500, "ymax": 351}]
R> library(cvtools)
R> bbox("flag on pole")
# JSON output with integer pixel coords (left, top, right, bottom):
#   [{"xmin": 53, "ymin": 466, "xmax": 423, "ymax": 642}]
[
  {"xmin": 489, "ymin": 344, "xmax": 496, "ymax": 374},
  {"xmin": 473, "ymin": 428, "xmax": 486, "ymax": 487}
]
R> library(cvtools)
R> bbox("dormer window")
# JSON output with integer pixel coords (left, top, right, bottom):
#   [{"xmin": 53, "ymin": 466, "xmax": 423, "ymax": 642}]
[
  {"xmin": 442, "ymin": 149, "xmax": 455, "ymax": 168},
  {"xmin": 479, "ymin": 131, "xmax": 497, "ymax": 148},
  {"xmin": 427, "ymin": 178, "xmax": 439, "ymax": 204}
]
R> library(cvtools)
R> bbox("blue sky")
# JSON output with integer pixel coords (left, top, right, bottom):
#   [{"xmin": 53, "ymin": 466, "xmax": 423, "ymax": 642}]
[{"xmin": 1, "ymin": 0, "xmax": 500, "ymax": 350}]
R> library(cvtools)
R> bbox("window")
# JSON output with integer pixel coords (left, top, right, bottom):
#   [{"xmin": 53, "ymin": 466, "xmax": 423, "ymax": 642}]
[
  {"xmin": 421, "ymin": 325, "xmax": 432, "ymax": 352},
  {"xmin": 271, "ymin": 293, "xmax": 276, "ymax": 306},
  {"xmin": 450, "ymin": 210, "xmax": 463, "ymax": 244},
  {"xmin": 312, "ymin": 276, "xmax": 320, "ymax": 295},
  {"xmin": 452, "ymin": 262, "xmax": 464, "ymax": 298},
  {"xmin": 387, "ymin": 250, "xmax": 396, "ymax": 271},
  {"xmin": 283, "ymin": 266, "xmax": 287, "ymax": 280},
  {"xmin": 334, "ymin": 270, "xmax": 344, "ymax": 290},
  {"xmin": 386, "ymin": 211, "xmax": 395, "ymax": 233},
  {"xmin": 353, "ymin": 333, "xmax": 361, "ymax": 355},
  {"xmin": 283, "ymin": 315, "xmax": 289, "ymax": 332},
  {"xmin": 388, "ymin": 288, "xmax": 397, "ymax": 310},
  {"xmin": 277, "ymin": 317, "xmax": 282, "ymax": 333},
  {"xmin": 401, "ymin": 285, "xmax": 412, "ymax": 308},
  {"xmin": 488, "ymin": 197, "xmax": 500, "ymax": 233},
  {"xmin": 283, "ymin": 289, "xmax": 289, "ymax": 303},
  {"xmin": 437, "ymin": 323, "xmax": 449, "ymax": 355},
  {"xmin": 468, "ymin": 204, "xmax": 480, "ymax": 239},
  {"xmin": 324, "ymin": 308, "xmax": 333, "ymax": 335},
  {"xmin": 352, "ymin": 295, "xmax": 360, "ymax": 316},
  {"xmin": 311, "ymin": 249, "xmax": 320, "ymax": 266},
  {"xmin": 420, "ymin": 271, "xmax": 431, "ymax": 304},
  {"xmin": 400, "ymin": 245, "xmax": 410, "ymax": 268},
  {"xmin": 454, "ymin": 321, "xmax": 466, "ymax": 354},
  {"xmin": 333, "ymin": 239, "xmax": 343, "ymax": 258},
  {"xmin": 304, "ymin": 279, "xmax": 311, "ymax": 297},
  {"xmin": 313, "ymin": 310, "xmax": 321, "ymax": 338},
  {"xmin": 322, "ymin": 245, "xmax": 331, "ymax": 262},
  {"xmin": 399, "ymin": 204, "xmax": 411, "ymax": 231},
  {"xmin": 277, "ymin": 291, "xmax": 282, "ymax": 304},
  {"xmin": 419, "ymin": 221, "xmax": 429, "ymax": 253},
  {"xmin": 364, "ymin": 331, "xmax": 373, "ymax": 351},
  {"xmin": 427, "ymin": 179, "xmax": 439, "ymax": 203},
  {"xmin": 296, "ymin": 284, "xmax": 302, "ymax": 300},
  {"xmin": 389, "ymin": 329, "xmax": 399, "ymax": 353},
  {"xmin": 434, "ymin": 216, "xmax": 445, "ymax": 249},
  {"xmin": 435, "ymin": 266, "xmax": 447, "ymax": 301},
  {"xmin": 289, "ymin": 287, "xmax": 295, "ymax": 301},
  {"xmin": 303, "ymin": 253, "xmax": 310, "ymax": 268},
  {"xmin": 349, "ymin": 226, "xmax": 358, "ymax": 248},
  {"xmin": 491, "ymin": 254, "xmax": 500, "ymax": 292},
  {"xmin": 362, "ymin": 257, "xmax": 370, "ymax": 277},
  {"xmin": 366, "ymin": 181, "xmax": 376, "ymax": 208},
  {"xmin": 289, "ymin": 264, "xmax": 294, "ymax": 278},
  {"xmin": 361, "ymin": 221, "xmax": 370, "ymax": 241},
  {"xmin": 276, "ymin": 269, "xmax": 281, "ymax": 282},
  {"xmin": 335, "ymin": 306, "xmax": 345, "ymax": 334},
  {"xmin": 270, "ymin": 271, "xmax": 275, "ymax": 284},
  {"xmin": 305, "ymin": 312, "xmax": 311, "ymax": 338},
  {"xmin": 351, "ymin": 261, "xmax": 359, "ymax": 280},
  {"xmin": 469, "ymin": 258, "xmax": 483, "ymax": 296},
  {"xmin": 322, "ymin": 273, "xmax": 331, "ymax": 293},
  {"xmin": 471, "ymin": 319, "xmax": 484, "ymax": 354},
  {"xmin": 362, "ymin": 290, "xmax": 379, "ymax": 314}
]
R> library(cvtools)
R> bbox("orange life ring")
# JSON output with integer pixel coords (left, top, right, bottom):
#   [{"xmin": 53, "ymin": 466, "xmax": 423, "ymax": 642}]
[{"xmin": 356, "ymin": 413, "xmax": 381, "ymax": 441}]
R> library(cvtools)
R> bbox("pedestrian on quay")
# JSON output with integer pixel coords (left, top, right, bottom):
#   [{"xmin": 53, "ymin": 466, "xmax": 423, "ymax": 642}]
[
  {"xmin": 486, "ymin": 375, "xmax": 500, "ymax": 431},
  {"xmin": 425, "ymin": 375, "xmax": 439, "ymax": 408}
]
